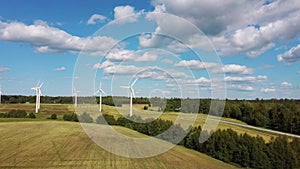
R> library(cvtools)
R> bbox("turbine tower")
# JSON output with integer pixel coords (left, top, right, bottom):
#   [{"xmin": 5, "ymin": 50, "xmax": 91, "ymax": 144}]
[
  {"xmin": 121, "ymin": 78, "xmax": 138, "ymax": 117},
  {"xmin": 31, "ymin": 81, "xmax": 43, "ymax": 113},
  {"xmin": 73, "ymin": 88, "xmax": 79, "ymax": 107},
  {"xmin": 96, "ymin": 82, "xmax": 105, "ymax": 112}
]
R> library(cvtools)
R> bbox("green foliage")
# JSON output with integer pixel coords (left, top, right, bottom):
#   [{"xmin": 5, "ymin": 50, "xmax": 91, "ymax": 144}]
[
  {"xmin": 143, "ymin": 105, "xmax": 148, "ymax": 110},
  {"xmin": 7, "ymin": 109, "xmax": 27, "ymax": 118},
  {"xmin": 28, "ymin": 112, "xmax": 36, "ymax": 119},
  {"xmin": 50, "ymin": 113, "xmax": 57, "ymax": 120},
  {"xmin": 63, "ymin": 113, "xmax": 78, "ymax": 122}
]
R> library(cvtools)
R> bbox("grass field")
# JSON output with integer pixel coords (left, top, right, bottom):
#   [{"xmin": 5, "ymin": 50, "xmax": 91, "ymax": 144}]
[
  {"xmin": 0, "ymin": 103, "xmax": 284, "ymax": 141},
  {"xmin": 0, "ymin": 121, "xmax": 238, "ymax": 169}
]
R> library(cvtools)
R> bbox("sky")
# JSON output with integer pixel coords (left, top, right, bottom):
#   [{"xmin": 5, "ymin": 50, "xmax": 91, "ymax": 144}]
[{"xmin": 0, "ymin": 0, "xmax": 299, "ymax": 99}]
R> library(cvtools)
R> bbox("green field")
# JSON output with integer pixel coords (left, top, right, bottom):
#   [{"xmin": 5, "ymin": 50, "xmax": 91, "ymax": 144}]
[
  {"xmin": 0, "ymin": 121, "xmax": 238, "ymax": 169},
  {"xmin": 0, "ymin": 103, "xmax": 283, "ymax": 141}
]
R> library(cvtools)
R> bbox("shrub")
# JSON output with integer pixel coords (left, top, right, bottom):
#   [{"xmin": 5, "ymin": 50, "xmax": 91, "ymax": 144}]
[
  {"xmin": 28, "ymin": 112, "xmax": 36, "ymax": 119},
  {"xmin": 50, "ymin": 113, "xmax": 57, "ymax": 120},
  {"xmin": 7, "ymin": 109, "xmax": 27, "ymax": 118},
  {"xmin": 144, "ymin": 106, "xmax": 148, "ymax": 110},
  {"xmin": 63, "ymin": 113, "xmax": 78, "ymax": 122}
]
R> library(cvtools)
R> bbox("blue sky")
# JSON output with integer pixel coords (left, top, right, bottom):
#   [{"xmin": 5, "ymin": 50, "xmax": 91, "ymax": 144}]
[{"xmin": 0, "ymin": 0, "xmax": 299, "ymax": 99}]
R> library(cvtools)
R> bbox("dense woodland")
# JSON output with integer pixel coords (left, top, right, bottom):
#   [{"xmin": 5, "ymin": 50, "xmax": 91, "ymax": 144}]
[{"xmin": 1, "ymin": 95, "xmax": 300, "ymax": 134}]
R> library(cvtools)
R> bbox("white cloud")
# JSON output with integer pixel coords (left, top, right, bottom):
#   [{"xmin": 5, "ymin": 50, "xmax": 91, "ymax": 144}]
[
  {"xmin": 228, "ymin": 85, "xmax": 254, "ymax": 91},
  {"xmin": 277, "ymin": 44, "xmax": 300, "ymax": 63},
  {"xmin": 217, "ymin": 64, "xmax": 254, "ymax": 74},
  {"xmin": 280, "ymin": 81, "xmax": 293, "ymax": 88},
  {"xmin": 113, "ymin": 5, "xmax": 142, "ymax": 24},
  {"xmin": 55, "ymin": 67, "xmax": 66, "ymax": 71},
  {"xmin": 0, "ymin": 66, "xmax": 10, "ymax": 72},
  {"xmin": 150, "ymin": 0, "xmax": 300, "ymax": 57},
  {"xmin": 93, "ymin": 60, "xmax": 115, "ymax": 69},
  {"xmin": 225, "ymin": 75, "xmax": 267, "ymax": 83},
  {"xmin": 175, "ymin": 60, "xmax": 253, "ymax": 75},
  {"xmin": 0, "ymin": 21, "xmax": 118, "ymax": 55},
  {"xmin": 87, "ymin": 14, "xmax": 107, "ymax": 24},
  {"xmin": 174, "ymin": 60, "xmax": 218, "ymax": 70},
  {"xmin": 105, "ymin": 49, "xmax": 157, "ymax": 62},
  {"xmin": 104, "ymin": 65, "xmax": 140, "ymax": 75},
  {"xmin": 106, "ymin": 49, "xmax": 138, "ymax": 61},
  {"xmin": 261, "ymin": 88, "xmax": 276, "ymax": 93},
  {"xmin": 186, "ymin": 77, "xmax": 211, "ymax": 86}
]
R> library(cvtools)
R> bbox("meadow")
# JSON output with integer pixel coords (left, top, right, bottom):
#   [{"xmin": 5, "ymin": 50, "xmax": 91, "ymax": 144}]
[
  {"xmin": 0, "ymin": 103, "xmax": 284, "ymax": 142},
  {"xmin": 0, "ymin": 121, "xmax": 238, "ymax": 169}
]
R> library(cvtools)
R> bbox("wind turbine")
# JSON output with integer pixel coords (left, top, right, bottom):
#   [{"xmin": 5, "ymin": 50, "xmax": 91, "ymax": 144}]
[
  {"xmin": 121, "ymin": 78, "xmax": 138, "ymax": 117},
  {"xmin": 31, "ymin": 81, "xmax": 43, "ymax": 113},
  {"xmin": 96, "ymin": 82, "xmax": 105, "ymax": 112},
  {"xmin": 73, "ymin": 88, "xmax": 80, "ymax": 107}
]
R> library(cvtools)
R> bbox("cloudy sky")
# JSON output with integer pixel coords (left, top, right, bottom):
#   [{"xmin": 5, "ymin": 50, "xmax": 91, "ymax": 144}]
[{"xmin": 0, "ymin": 0, "xmax": 299, "ymax": 99}]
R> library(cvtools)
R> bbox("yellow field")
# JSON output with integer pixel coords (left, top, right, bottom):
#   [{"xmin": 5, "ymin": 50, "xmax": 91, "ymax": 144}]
[
  {"xmin": 0, "ymin": 121, "xmax": 238, "ymax": 169},
  {"xmin": 0, "ymin": 103, "xmax": 283, "ymax": 142}
]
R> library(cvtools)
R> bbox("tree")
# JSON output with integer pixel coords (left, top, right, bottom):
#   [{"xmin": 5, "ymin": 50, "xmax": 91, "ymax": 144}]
[
  {"xmin": 28, "ymin": 112, "xmax": 36, "ymax": 119},
  {"xmin": 50, "ymin": 113, "xmax": 57, "ymax": 120}
]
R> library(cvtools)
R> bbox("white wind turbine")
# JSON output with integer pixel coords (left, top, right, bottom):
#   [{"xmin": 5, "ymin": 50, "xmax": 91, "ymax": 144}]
[
  {"xmin": 73, "ymin": 88, "xmax": 80, "ymax": 107},
  {"xmin": 31, "ymin": 81, "xmax": 43, "ymax": 113},
  {"xmin": 121, "ymin": 78, "xmax": 138, "ymax": 117},
  {"xmin": 96, "ymin": 82, "xmax": 105, "ymax": 112}
]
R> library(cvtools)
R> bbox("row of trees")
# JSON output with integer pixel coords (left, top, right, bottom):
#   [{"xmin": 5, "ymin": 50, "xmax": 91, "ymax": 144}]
[
  {"xmin": 62, "ymin": 112, "xmax": 300, "ymax": 169},
  {"xmin": 183, "ymin": 126, "xmax": 300, "ymax": 169},
  {"xmin": 0, "ymin": 109, "xmax": 36, "ymax": 118},
  {"xmin": 2, "ymin": 95, "xmax": 300, "ymax": 134}
]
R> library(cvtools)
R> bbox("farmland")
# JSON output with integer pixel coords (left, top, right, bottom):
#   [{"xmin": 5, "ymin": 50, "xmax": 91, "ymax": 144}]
[
  {"xmin": 0, "ymin": 103, "xmax": 288, "ymax": 142},
  {"xmin": 0, "ymin": 121, "xmax": 238, "ymax": 169}
]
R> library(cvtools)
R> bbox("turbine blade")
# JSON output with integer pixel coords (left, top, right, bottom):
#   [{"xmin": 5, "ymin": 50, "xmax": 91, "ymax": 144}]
[
  {"xmin": 39, "ymin": 82, "xmax": 44, "ymax": 88},
  {"xmin": 131, "ymin": 78, "xmax": 138, "ymax": 87},
  {"xmin": 99, "ymin": 89, "xmax": 105, "ymax": 94},
  {"xmin": 36, "ymin": 81, "xmax": 40, "ymax": 87},
  {"xmin": 120, "ymin": 86, "xmax": 129, "ymax": 88}
]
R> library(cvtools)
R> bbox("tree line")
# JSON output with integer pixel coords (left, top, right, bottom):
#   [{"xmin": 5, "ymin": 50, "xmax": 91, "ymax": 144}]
[{"xmin": 2, "ymin": 95, "xmax": 300, "ymax": 134}]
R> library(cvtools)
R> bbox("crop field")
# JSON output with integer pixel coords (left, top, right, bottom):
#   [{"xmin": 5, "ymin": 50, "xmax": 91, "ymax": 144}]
[
  {"xmin": 0, "ymin": 103, "xmax": 285, "ymax": 141},
  {"xmin": 0, "ymin": 121, "xmax": 238, "ymax": 169}
]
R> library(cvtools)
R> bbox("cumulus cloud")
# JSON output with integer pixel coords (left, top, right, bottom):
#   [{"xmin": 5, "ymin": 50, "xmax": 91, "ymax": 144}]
[
  {"xmin": 93, "ymin": 60, "xmax": 115, "ymax": 69},
  {"xmin": 225, "ymin": 75, "xmax": 267, "ymax": 83},
  {"xmin": 113, "ymin": 5, "xmax": 142, "ymax": 24},
  {"xmin": 174, "ymin": 60, "xmax": 218, "ymax": 70},
  {"xmin": 277, "ymin": 44, "xmax": 300, "ymax": 63},
  {"xmin": 150, "ymin": 0, "xmax": 300, "ymax": 57},
  {"xmin": 280, "ymin": 81, "xmax": 293, "ymax": 88},
  {"xmin": 87, "ymin": 14, "xmax": 107, "ymax": 24},
  {"xmin": 186, "ymin": 77, "xmax": 211, "ymax": 86},
  {"xmin": 55, "ymin": 67, "xmax": 66, "ymax": 71},
  {"xmin": 261, "ymin": 88, "xmax": 276, "ymax": 93},
  {"xmin": 105, "ymin": 49, "xmax": 158, "ymax": 62},
  {"xmin": 0, "ymin": 66, "xmax": 10, "ymax": 72},
  {"xmin": 216, "ymin": 64, "xmax": 254, "ymax": 74},
  {"xmin": 228, "ymin": 85, "xmax": 254, "ymax": 92},
  {"xmin": 175, "ymin": 60, "xmax": 253, "ymax": 75},
  {"xmin": 0, "ymin": 20, "xmax": 117, "ymax": 55}
]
